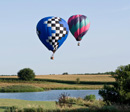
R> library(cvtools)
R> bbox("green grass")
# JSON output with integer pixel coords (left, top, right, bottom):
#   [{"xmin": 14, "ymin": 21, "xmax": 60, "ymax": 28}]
[
  {"xmin": 0, "ymin": 99, "xmax": 85, "ymax": 112},
  {"xmin": 0, "ymin": 99, "xmax": 55, "ymax": 109},
  {"xmin": 1, "ymin": 99, "xmax": 130, "ymax": 112},
  {"xmin": 0, "ymin": 85, "xmax": 44, "ymax": 92},
  {"xmin": 0, "ymin": 99, "xmax": 55, "ymax": 112}
]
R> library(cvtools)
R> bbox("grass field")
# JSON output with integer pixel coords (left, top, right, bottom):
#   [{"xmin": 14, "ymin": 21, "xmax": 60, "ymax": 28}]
[
  {"xmin": 0, "ymin": 75, "xmax": 115, "ymax": 90},
  {"xmin": 0, "ymin": 99, "xmax": 55, "ymax": 112},
  {"xmin": 0, "ymin": 99, "xmax": 86, "ymax": 112},
  {"xmin": 0, "ymin": 99, "xmax": 129, "ymax": 112}
]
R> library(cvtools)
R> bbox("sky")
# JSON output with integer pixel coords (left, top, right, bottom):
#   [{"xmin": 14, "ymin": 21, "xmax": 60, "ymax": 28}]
[{"xmin": 0, "ymin": 0, "xmax": 130, "ymax": 75}]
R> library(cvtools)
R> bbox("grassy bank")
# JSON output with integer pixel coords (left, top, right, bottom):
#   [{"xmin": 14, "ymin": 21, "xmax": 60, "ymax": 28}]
[{"xmin": 0, "ymin": 85, "xmax": 44, "ymax": 92}]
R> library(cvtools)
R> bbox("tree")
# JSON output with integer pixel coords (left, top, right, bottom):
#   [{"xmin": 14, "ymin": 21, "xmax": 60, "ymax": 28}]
[
  {"xmin": 99, "ymin": 64, "xmax": 130, "ymax": 105},
  {"xmin": 62, "ymin": 72, "xmax": 68, "ymax": 75},
  {"xmin": 17, "ymin": 68, "xmax": 35, "ymax": 81},
  {"xmin": 76, "ymin": 78, "xmax": 80, "ymax": 84}
]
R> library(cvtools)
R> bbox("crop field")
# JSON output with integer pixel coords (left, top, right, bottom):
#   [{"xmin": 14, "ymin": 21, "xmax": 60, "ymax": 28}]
[
  {"xmin": 36, "ymin": 74, "xmax": 115, "ymax": 82},
  {"xmin": 0, "ymin": 75, "xmax": 115, "ymax": 90},
  {"xmin": 0, "ymin": 74, "xmax": 115, "ymax": 82}
]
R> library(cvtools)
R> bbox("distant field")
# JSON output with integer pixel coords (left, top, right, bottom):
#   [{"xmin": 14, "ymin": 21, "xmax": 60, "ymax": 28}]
[
  {"xmin": 0, "ymin": 75, "xmax": 115, "ymax": 90},
  {"xmin": 0, "ymin": 74, "xmax": 115, "ymax": 82},
  {"xmin": 36, "ymin": 74, "xmax": 115, "ymax": 82}
]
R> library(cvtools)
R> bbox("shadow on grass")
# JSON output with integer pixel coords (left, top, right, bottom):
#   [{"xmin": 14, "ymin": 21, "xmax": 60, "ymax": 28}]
[{"xmin": 0, "ymin": 106, "xmax": 9, "ymax": 109}]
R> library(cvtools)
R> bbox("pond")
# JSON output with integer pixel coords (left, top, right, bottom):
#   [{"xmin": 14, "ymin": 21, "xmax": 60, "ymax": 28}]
[{"xmin": 0, "ymin": 90, "xmax": 102, "ymax": 101}]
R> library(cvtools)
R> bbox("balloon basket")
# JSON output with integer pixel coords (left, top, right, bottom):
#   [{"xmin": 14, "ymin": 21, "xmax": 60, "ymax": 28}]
[
  {"xmin": 50, "ymin": 56, "xmax": 54, "ymax": 60},
  {"xmin": 77, "ymin": 42, "xmax": 80, "ymax": 46},
  {"xmin": 50, "ymin": 52, "xmax": 55, "ymax": 60}
]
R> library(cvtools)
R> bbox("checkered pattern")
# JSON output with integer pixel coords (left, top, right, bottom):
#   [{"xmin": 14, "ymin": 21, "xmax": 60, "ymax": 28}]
[
  {"xmin": 36, "ymin": 28, "xmax": 40, "ymax": 36},
  {"xmin": 44, "ymin": 17, "xmax": 68, "ymax": 50}
]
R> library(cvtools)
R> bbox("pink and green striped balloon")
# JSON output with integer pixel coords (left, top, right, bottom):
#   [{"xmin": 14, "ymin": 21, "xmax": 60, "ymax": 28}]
[{"xmin": 68, "ymin": 14, "xmax": 90, "ymax": 43}]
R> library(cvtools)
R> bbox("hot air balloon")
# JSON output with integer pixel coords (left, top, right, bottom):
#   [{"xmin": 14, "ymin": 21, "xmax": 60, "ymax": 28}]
[
  {"xmin": 36, "ymin": 16, "xmax": 69, "ymax": 59},
  {"xmin": 68, "ymin": 14, "xmax": 90, "ymax": 46}
]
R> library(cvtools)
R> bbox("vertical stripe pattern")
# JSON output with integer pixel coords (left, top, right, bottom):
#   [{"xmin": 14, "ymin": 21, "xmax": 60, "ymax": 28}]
[{"xmin": 68, "ymin": 15, "xmax": 90, "ymax": 41}]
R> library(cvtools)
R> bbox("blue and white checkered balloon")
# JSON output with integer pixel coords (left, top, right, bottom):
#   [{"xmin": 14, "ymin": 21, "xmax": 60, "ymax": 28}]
[{"xmin": 36, "ymin": 16, "xmax": 69, "ymax": 54}]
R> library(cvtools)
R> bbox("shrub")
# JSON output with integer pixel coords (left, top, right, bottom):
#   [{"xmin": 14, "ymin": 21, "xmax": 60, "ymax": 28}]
[
  {"xmin": 57, "ymin": 92, "xmax": 74, "ymax": 108},
  {"xmin": 58, "ymin": 92, "xmax": 69, "ymax": 105},
  {"xmin": 76, "ymin": 97, "xmax": 85, "ymax": 105},
  {"xmin": 99, "ymin": 64, "xmax": 130, "ymax": 105},
  {"xmin": 23, "ymin": 108, "xmax": 37, "ymax": 112},
  {"xmin": 4, "ymin": 106, "xmax": 18, "ymax": 112},
  {"xmin": 90, "ymin": 100, "xmax": 105, "ymax": 108},
  {"xmin": 65, "ymin": 97, "xmax": 85, "ymax": 106},
  {"xmin": 84, "ymin": 95, "xmax": 96, "ymax": 101},
  {"xmin": 76, "ymin": 78, "xmax": 80, "ymax": 84},
  {"xmin": 17, "ymin": 68, "xmax": 35, "ymax": 81},
  {"xmin": 66, "ymin": 97, "xmax": 77, "ymax": 104},
  {"xmin": 84, "ymin": 101, "xmax": 93, "ymax": 107}
]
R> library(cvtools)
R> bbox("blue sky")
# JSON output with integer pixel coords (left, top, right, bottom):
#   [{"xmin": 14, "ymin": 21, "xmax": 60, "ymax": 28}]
[{"xmin": 0, "ymin": 0, "xmax": 130, "ymax": 75}]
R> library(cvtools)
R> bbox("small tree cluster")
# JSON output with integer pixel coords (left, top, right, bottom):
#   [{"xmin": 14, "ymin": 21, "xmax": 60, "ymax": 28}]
[
  {"xmin": 76, "ymin": 78, "xmax": 80, "ymax": 84},
  {"xmin": 62, "ymin": 72, "xmax": 68, "ymax": 75},
  {"xmin": 56, "ymin": 92, "xmax": 72, "ymax": 108},
  {"xmin": 84, "ymin": 95, "xmax": 96, "ymax": 101},
  {"xmin": 99, "ymin": 64, "xmax": 130, "ymax": 105},
  {"xmin": 17, "ymin": 68, "xmax": 35, "ymax": 81}
]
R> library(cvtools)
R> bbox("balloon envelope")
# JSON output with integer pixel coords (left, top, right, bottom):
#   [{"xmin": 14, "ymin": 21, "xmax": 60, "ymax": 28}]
[
  {"xmin": 68, "ymin": 15, "xmax": 90, "ymax": 41},
  {"xmin": 36, "ymin": 16, "xmax": 69, "ymax": 52}
]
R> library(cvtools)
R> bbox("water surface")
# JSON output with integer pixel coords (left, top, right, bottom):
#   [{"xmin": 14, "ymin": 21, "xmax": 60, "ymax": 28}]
[{"xmin": 0, "ymin": 90, "xmax": 102, "ymax": 101}]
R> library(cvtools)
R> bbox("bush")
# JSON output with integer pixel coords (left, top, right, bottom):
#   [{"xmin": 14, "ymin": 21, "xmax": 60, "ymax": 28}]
[
  {"xmin": 58, "ymin": 92, "xmax": 70, "ymax": 108},
  {"xmin": 76, "ymin": 97, "xmax": 85, "ymax": 105},
  {"xmin": 17, "ymin": 68, "xmax": 35, "ymax": 81},
  {"xmin": 76, "ymin": 78, "xmax": 80, "ymax": 84},
  {"xmin": 66, "ymin": 97, "xmax": 77, "ymax": 104},
  {"xmin": 99, "ymin": 64, "xmax": 130, "ymax": 105},
  {"xmin": 62, "ymin": 72, "xmax": 68, "ymax": 75},
  {"xmin": 84, "ymin": 95, "xmax": 96, "ymax": 101},
  {"xmin": 90, "ymin": 100, "xmax": 105, "ymax": 108},
  {"xmin": 4, "ymin": 106, "xmax": 18, "ymax": 112}
]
